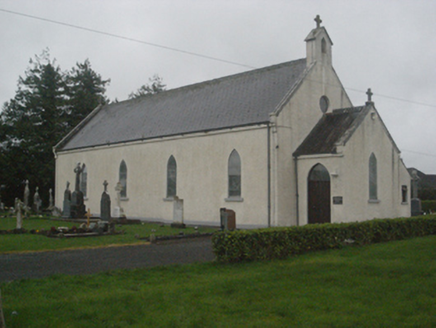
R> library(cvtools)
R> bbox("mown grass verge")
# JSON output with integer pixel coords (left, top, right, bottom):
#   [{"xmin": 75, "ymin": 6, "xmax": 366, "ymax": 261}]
[
  {"xmin": 1, "ymin": 235, "xmax": 435, "ymax": 327},
  {"xmin": 0, "ymin": 216, "xmax": 217, "ymax": 253}
]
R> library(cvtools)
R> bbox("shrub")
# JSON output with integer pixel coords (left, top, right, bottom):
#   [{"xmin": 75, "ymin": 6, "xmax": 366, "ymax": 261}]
[{"xmin": 212, "ymin": 216, "xmax": 436, "ymax": 263}]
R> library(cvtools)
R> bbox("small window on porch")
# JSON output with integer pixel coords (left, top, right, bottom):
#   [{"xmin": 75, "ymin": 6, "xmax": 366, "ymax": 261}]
[{"xmin": 402, "ymin": 185, "xmax": 408, "ymax": 204}]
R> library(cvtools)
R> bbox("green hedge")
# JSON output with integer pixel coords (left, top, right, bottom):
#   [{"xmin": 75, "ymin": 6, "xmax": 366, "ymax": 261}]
[
  {"xmin": 212, "ymin": 216, "xmax": 436, "ymax": 263},
  {"xmin": 422, "ymin": 201, "xmax": 436, "ymax": 214}
]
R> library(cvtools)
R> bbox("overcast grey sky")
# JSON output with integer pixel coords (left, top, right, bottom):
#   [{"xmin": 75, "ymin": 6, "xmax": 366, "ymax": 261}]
[{"xmin": 1, "ymin": 0, "xmax": 435, "ymax": 173}]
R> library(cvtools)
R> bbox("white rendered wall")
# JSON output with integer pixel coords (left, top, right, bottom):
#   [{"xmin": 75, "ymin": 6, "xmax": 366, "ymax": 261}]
[
  {"xmin": 55, "ymin": 126, "xmax": 270, "ymax": 228},
  {"xmin": 270, "ymin": 60, "xmax": 352, "ymax": 227},
  {"xmin": 296, "ymin": 108, "xmax": 411, "ymax": 224}
]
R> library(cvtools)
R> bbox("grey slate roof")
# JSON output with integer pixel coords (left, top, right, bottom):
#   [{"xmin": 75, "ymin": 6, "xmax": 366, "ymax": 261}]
[
  {"xmin": 293, "ymin": 106, "xmax": 367, "ymax": 157},
  {"xmin": 59, "ymin": 58, "xmax": 307, "ymax": 151}
]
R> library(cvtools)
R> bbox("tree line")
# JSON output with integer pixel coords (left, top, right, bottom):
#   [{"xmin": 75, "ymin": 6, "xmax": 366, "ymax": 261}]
[{"xmin": 0, "ymin": 50, "xmax": 165, "ymax": 207}]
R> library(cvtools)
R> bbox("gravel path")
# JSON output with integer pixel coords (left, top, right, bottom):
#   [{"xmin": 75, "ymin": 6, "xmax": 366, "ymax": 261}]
[{"xmin": 0, "ymin": 237, "xmax": 215, "ymax": 282}]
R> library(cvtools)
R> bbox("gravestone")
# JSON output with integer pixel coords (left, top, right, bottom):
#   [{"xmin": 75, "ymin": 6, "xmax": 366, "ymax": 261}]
[
  {"xmin": 70, "ymin": 163, "xmax": 86, "ymax": 218},
  {"xmin": 48, "ymin": 188, "xmax": 54, "ymax": 210},
  {"xmin": 411, "ymin": 169, "xmax": 422, "ymax": 216},
  {"xmin": 171, "ymin": 196, "xmax": 186, "ymax": 228},
  {"xmin": 15, "ymin": 198, "xmax": 24, "ymax": 229},
  {"xmin": 112, "ymin": 181, "xmax": 125, "ymax": 218},
  {"xmin": 33, "ymin": 187, "xmax": 42, "ymax": 214},
  {"xmin": 100, "ymin": 180, "xmax": 111, "ymax": 221},
  {"xmin": 62, "ymin": 181, "xmax": 72, "ymax": 218},
  {"xmin": 220, "ymin": 208, "xmax": 236, "ymax": 231},
  {"xmin": 23, "ymin": 180, "xmax": 30, "ymax": 209},
  {"xmin": 0, "ymin": 289, "xmax": 5, "ymax": 328}
]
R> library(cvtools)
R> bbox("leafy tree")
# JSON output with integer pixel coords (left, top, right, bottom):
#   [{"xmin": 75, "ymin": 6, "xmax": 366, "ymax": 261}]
[
  {"xmin": 128, "ymin": 74, "xmax": 166, "ymax": 99},
  {"xmin": 0, "ymin": 50, "xmax": 109, "ymax": 206}
]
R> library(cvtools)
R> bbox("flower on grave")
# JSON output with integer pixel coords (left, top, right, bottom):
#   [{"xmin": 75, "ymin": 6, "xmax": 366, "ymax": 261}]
[{"xmin": 36, "ymin": 230, "xmax": 39, "ymax": 233}]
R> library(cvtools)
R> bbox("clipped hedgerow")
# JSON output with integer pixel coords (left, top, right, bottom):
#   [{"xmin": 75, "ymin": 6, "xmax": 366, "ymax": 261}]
[{"xmin": 212, "ymin": 216, "xmax": 436, "ymax": 263}]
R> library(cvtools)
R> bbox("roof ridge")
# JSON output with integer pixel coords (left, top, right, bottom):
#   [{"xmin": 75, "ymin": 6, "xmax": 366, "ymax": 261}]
[{"xmin": 124, "ymin": 58, "xmax": 306, "ymax": 103}]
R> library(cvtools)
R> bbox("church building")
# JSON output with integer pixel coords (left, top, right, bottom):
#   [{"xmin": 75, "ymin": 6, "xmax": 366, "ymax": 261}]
[{"xmin": 54, "ymin": 16, "xmax": 411, "ymax": 228}]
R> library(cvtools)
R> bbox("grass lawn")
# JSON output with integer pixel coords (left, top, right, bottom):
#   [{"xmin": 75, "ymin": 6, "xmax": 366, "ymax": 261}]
[
  {"xmin": 0, "ymin": 215, "xmax": 218, "ymax": 253},
  {"xmin": 1, "ymin": 235, "xmax": 435, "ymax": 327}
]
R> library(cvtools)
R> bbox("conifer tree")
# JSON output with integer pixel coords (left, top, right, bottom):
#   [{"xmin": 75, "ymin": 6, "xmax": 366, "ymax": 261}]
[{"xmin": 0, "ymin": 50, "xmax": 109, "ymax": 206}]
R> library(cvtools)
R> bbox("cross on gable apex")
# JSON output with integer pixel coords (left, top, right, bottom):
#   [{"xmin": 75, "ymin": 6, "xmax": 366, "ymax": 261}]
[{"xmin": 315, "ymin": 15, "xmax": 322, "ymax": 28}]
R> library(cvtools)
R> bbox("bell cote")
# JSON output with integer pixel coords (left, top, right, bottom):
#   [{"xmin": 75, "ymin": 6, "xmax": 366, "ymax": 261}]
[{"xmin": 305, "ymin": 15, "xmax": 333, "ymax": 67}]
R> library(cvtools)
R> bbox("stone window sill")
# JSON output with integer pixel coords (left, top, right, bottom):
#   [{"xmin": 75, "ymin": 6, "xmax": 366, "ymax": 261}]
[
  {"xmin": 368, "ymin": 199, "xmax": 380, "ymax": 204},
  {"xmin": 163, "ymin": 197, "xmax": 175, "ymax": 202},
  {"xmin": 401, "ymin": 202, "xmax": 409, "ymax": 205},
  {"xmin": 225, "ymin": 197, "xmax": 244, "ymax": 202},
  {"xmin": 120, "ymin": 197, "xmax": 129, "ymax": 201}
]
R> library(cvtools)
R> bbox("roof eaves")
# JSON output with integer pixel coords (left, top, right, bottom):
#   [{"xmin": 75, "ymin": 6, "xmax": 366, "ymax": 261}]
[{"xmin": 57, "ymin": 121, "xmax": 270, "ymax": 153}]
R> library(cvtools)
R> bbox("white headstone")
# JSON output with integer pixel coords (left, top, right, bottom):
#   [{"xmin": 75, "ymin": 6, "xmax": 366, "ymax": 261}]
[{"xmin": 173, "ymin": 196, "xmax": 184, "ymax": 223}]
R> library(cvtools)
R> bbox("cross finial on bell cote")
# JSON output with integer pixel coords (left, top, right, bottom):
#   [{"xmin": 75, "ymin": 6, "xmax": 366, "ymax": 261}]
[
  {"xmin": 366, "ymin": 88, "xmax": 374, "ymax": 104},
  {"xmin": 315, "ymin": 15, "xmax": 322, "ymax": 28},
  {"xmin": 103, "ymin": 180, "xmax": 108, "ymax": 193}
]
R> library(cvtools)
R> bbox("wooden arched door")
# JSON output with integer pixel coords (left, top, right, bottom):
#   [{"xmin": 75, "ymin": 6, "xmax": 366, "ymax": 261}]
[{"xmin": 308, "ymin": 164, "xmax": 331, "ymax": 224}]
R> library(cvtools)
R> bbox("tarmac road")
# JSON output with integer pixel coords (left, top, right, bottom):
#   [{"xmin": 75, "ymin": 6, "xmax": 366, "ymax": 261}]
[{"xmin": 0, "ymin": 237, "xmax": 215, "ymax": 282}]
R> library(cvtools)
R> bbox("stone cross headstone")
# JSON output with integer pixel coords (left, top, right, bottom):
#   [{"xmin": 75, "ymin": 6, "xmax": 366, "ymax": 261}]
[
  {"xmin": 15, "ymin": 198, "xmax": 24, "ymax": 229},
  {"xmin": 100, "ymin": 180, "xmax": 111, "ymax": 221},
  {"xmin": 85, "ymin": 208, "xmax": 92, "ymax": 228},
  {"xmin": 71, "ymin": 163, "xmax": 86, "ymax": 218},
  {"xmin": 62, "ymin": 181, "xmax": 72, "ymax": 218},
  {"xmin": 33, "ymin": 187, "xmax": 42, "ymax": 214},
  {"xmin": 112, "ymin": 181, "xmax": 125, "ymax": 218}
]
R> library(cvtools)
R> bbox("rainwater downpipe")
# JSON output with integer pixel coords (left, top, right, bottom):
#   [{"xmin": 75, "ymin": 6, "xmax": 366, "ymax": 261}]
[
  {"xmin": 267, "ymin": 123, "xmax": 271, "ymax": 228},
  {"xmin": 294, "ymin": 155, "xmax": 300, "ymax": 226}
]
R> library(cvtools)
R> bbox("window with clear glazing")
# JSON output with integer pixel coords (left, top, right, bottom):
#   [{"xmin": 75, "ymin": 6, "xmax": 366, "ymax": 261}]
[
  {"xmin": 167, "ymin": 156, "xmax": 177, "ymax": 198},
  {"xmin": 369, "ymin": 153, "xmax": 377, "ymax": 200},
  {"xmin": 228, "ymin": 150, "xmax": 241, "ymax": 198},
  {"xmin": 119, "ymin": 160, "xmax": 127, "ymax": 198}
]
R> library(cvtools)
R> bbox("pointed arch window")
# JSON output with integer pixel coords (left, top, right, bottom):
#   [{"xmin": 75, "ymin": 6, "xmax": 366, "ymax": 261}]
[
  {"xmin": 369, "ymin": 153, "xmax": 378, "ymax": 200},
  {"xmin": 119, "ymin": 160, "xmax": 127, "ymax": 198},
  {"xmin": 228, "ymin": 150, "xmax": 241, "ymax": 198},
  {"xmin": 80, "ymin": 164, "xmax": 87, "ymax": 197},
  {"xmin": 167, "ymin": 155, "xmax": 177, "ymax": 198}
]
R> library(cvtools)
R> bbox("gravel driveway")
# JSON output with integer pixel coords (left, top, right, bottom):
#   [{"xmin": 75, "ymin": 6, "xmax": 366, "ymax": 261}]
[{"xmin": 0, "ymin": 237, "xmax": 214, "ymax": 282}]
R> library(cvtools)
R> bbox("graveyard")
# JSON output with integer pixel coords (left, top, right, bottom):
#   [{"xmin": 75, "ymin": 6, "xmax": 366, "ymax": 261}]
[
  {"xmin": 0, "ymin": 168, "xmax": 434, "ymax": 326},
  {"xmin": 0, "ymin": 214, "xmax": 216, "ymax": 253},
  {"xmin": 0, "ymin": 164, "xmax": 218, "ymax": 254}
]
